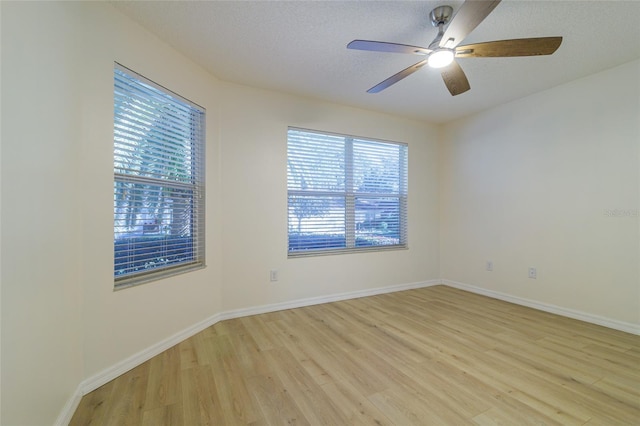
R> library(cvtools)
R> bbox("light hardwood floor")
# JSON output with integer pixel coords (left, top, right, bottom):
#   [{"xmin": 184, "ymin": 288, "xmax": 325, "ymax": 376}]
[{"xmin": 70, "ymin": 285, "xmax": 640, "ymax": 425}]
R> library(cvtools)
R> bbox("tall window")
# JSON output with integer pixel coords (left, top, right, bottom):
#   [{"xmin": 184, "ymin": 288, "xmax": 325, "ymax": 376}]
[
  {"xmin": 113, "ymin": 64, "xmax": 205, "ymax": 288},
  {"xmin": 287, "ymin": 128, "xmax": 408, "ymax": 256}
]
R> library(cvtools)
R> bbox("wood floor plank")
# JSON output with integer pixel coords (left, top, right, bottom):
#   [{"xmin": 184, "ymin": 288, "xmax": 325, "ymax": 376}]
[
  {"xmin": 209, "ymin": 354, "xmax": 262, "ymax": 425},
  {"xmin": 402, "ymin": 359, "xmax": 494, "ymax": 419},
  {"xmin": 240, "ymin": 315, "xmax": 278, "ymax": 352},
  {"xmin": 101, "ymin": 363, "xmax": 149, "ymax": 425},
  {"xmin": 264, "ymin": 348, "xmax": 350, "ymax": 425},
  {"xmin": 537, "ymin": 337, "xmax": 640, "ymax": 380},
  {"xmin": 143, "ymin": 345, "xmax": 181, "ymax": 410},
  {"xmin": 490, "ymin": 337, "xmax": 603, "ymax": 384},
  {"xmin": 68, "ymin": 378, "xmax": 114, "ymax": 425},
  {"xmin": 433, "ymin": 346, "xmax": 581, "ymax": 424},
  {"xmin": 180, "ymin": 366, "xmax": 222, "ymax": 425},
  {"xmin": 71, "ymin": 285, "xmax": 640, "ymax": 425},
  {"xmin": 591, "ymin": 374, "xmax": 640, "ymax": 408},
  {"xmin": 581, "ymin": 342, "xmax": 640, "ymax": 371},
  {"xmin": 177, "ymin": 337, "xmax": 199, "ymax": 371},
  {"xmin": 141, "ymin": 403, "xmax": 183, "ymax": 426},
  {"xmin": 227, "ymin": 320, "xmax": 273, "ymax": 379},
  {"xmin": 273, "ymin": 335, "xmax": 333, "ymax": 386},
  {"xmin": 368, "ymin": 385, "xmax": 454, "ymax": 425},
  {"xmin": 246, "ymin": 373, "xmax": 311, "ymax": 425},
  {"xmin": 318, "ymin": 378, "xmax": 392, "ymax": 425}
]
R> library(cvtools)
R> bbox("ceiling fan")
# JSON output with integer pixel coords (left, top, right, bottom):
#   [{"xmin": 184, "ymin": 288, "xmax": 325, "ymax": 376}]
[{"xmin": 347, "ymin": 0, "xmax": 562, "ymax": 96}]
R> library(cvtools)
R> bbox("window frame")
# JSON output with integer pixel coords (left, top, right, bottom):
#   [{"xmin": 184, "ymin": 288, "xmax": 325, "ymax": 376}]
[
  {"xmin": 287, "ymin": 127, "xmax": 408, "ymax": 257},
  {"xmin": 113, "ymin": 63, "xmax": 206, "ymax": 289}
]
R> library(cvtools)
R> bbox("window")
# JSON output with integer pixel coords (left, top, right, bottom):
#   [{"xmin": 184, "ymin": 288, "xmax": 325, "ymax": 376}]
[
  {"xmin": 113, "ymin": 64, "xmax": 205, "ymax": 288},
  {"xmin": 287, "ymin": 128, "xmax": 407, "ymax": 256}
]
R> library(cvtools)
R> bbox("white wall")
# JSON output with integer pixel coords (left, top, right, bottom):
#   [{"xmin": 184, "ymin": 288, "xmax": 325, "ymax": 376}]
[
  {"xmin": 1, "ymin": 2, "xmax": 439, "ymax": 424},
  {"xmin": 73, "ymin": 2, "xmax": 224, "ymax": 387},
  {"xmin": 219, "ymin": 82, "xmax": 440, "ymax": 311},
  {"xmin": 0, "ymin": 2, "xmax": 225, "ymax": 424},
  {"xmin": 440, "ymin": 59, "xmax": 640, "ymax": 326},
  {"xmin": 1, "ymin": 3, "xmax": 85, "ymax": 424}
]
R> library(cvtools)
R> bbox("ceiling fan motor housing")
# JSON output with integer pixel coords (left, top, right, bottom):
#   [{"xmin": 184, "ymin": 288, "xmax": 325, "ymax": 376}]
[{"xmin": 430, "ymin": 5, "xmax": 453, "ymax": 26}]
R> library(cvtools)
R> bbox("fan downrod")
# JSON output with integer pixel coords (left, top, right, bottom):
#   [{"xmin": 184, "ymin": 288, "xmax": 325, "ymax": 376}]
[{"xmin": 430, "ymin": 5, "xmax": 453, "ymax": 27}]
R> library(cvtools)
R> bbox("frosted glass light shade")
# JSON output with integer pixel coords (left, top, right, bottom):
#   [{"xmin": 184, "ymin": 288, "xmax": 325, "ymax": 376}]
[{"xmin": 428, "ymin": 49, "xmax": 454, "ymax": 68}]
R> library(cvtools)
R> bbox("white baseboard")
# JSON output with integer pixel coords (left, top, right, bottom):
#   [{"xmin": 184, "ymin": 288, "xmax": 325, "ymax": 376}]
[
  {"xmin": 56, "ymin": 311, "xmax": 224, "ymax": 425},
  {"xmin": 56, "ymin": 279, "xmax": 439, "ymax": 424},
  {"xmin": 219, "ymin": 279, "xmax": 441, "ymax": 321},
  {"xmin": 78, "ymin": 312, "xmax": 224, "ymax": 396},
  {"xmin": 442, "ymin": 279, "xmax": 640, "ymax": 335},
  {"xmin": 54, "ymin": 387, "xmax": 83, "ymax": 426}
]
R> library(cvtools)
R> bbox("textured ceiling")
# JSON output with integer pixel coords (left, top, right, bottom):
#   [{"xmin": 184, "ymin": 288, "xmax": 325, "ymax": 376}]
[{"xmin": 111, "ymin": 1, "xmax": 640, "ymax": 123}]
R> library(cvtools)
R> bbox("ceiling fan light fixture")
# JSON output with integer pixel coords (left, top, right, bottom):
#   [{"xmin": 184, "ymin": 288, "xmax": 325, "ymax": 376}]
[
  {"xmin": 428, "ymin": 49, "xmax": 454, "ymax": 68},
  {"xmin": 347, "ymin": 0, "xmax": 563, "ymax": 95}
]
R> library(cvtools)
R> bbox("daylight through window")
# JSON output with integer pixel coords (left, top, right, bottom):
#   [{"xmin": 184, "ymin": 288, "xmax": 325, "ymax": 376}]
[
  {"xmin": 287, "ymin": 128, "xmax": 408, "ymax": 256},
  {"xmin": 113, "ymin": 64, "xmax": 205, "ymax": 288}
]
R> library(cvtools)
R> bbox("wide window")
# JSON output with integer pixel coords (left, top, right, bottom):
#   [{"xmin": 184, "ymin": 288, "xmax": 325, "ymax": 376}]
[
  {"xmin": 287, "ymin": 128, "xmax": 407, "ymax": 256},
  {"xmin": 113, "ymin": 64, "xmax": 205, "ymax": 288}
]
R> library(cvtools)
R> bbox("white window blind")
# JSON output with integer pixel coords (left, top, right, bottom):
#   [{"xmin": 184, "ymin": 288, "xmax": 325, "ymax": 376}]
[
  {"xmin": 114, "ymin": 63, "xmax": 205, "ymax": 288},
  {"xmin": 287, "ymin": 128, "xmax": 407, "ymax": 256}
]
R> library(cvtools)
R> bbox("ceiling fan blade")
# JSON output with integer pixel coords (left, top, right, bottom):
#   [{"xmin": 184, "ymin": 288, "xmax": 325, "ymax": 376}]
[
  {"xmin": 455, "ymin": 37, "xmax": 562, "ymax": 58},
  {"xmin": 367, "ymin": 59, "xmax": 428, "ymax": 93},
  {"xmin": 440, "ymin": 0, "xmax": 501, "ymax": 48},
  {"xmin": 348, "ymin": 40, "xmax": 431, "ymax": 55},
  {"xmin": 441, "ymin": 61, "xmax": 470, "ymax": 96}
]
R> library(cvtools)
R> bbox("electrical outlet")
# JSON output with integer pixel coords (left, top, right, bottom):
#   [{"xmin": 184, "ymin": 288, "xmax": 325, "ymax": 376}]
[
  {"xmin": 528, "ymin": 267, "xmax": 537, "ymax": 279},
  {"xmin": 486, "ymin": 261, "xmax": 493, "ymax": 271},
  {"xmin": 270, "ymin": 270, "xmax": 279, "ymax": 282}
]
